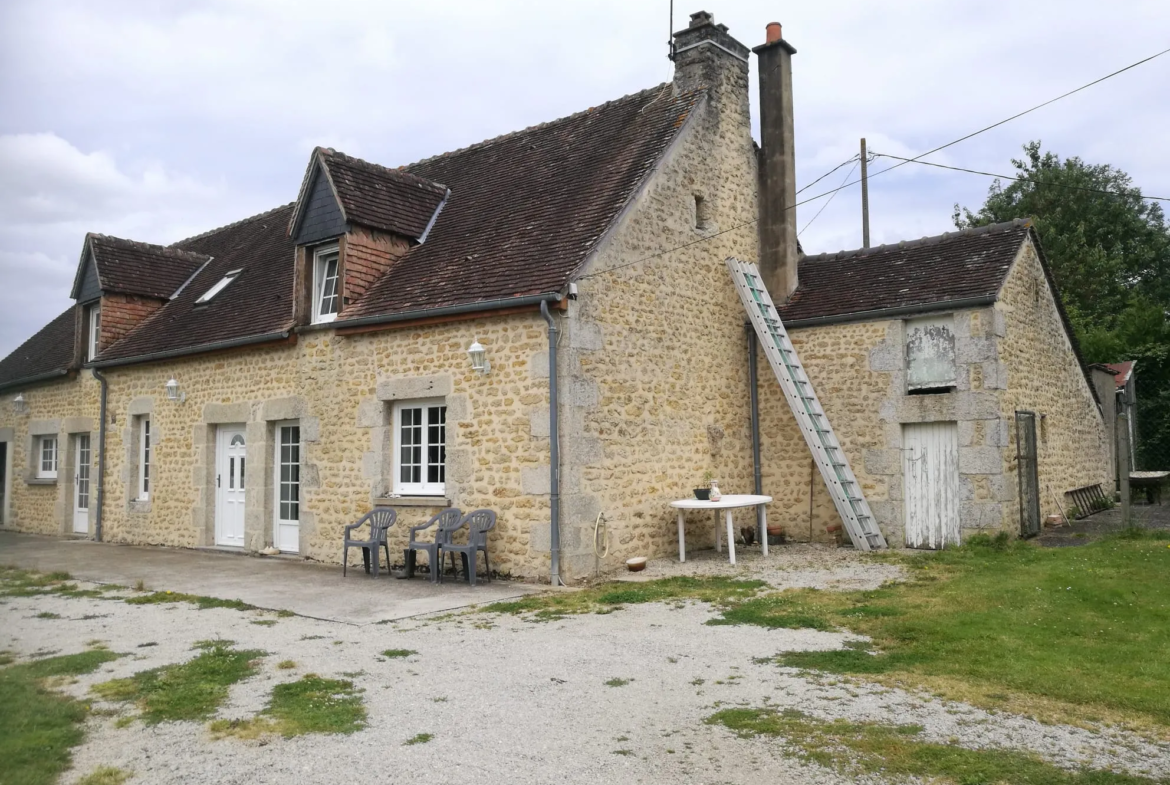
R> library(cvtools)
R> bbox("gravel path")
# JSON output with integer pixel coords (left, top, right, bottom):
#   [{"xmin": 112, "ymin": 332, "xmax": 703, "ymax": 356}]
[{"xmin": 4, "ymin": 567, "xmax": 1169, "ymax": 784}]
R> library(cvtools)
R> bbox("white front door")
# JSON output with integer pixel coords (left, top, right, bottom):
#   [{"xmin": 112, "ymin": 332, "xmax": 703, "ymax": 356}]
[
  {"xmin": 273, "ymin": 421, "xmax": 301, "ymax": 553},
  {"xmin": 903, "ymin": 421, "xmax": 960, "ymax": 549},
  {"xmin": 215, "ymin": 426, "xmax": 247, "ymax": 547},
  {"xmin": 73, "ymin": 434, "xmax": 91, "ymax": 534}
]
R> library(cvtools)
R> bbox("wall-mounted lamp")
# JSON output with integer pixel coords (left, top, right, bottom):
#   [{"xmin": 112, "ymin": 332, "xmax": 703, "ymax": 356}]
[
  {"xmin": 12, "ymin": 393, "xmax": 28, "ymax": 414},
  {"xmin": 468, "ymin": 340, "xmax": 491, "ymax": 375},
  {"xmin": 165, "ymin": 377, "xmax": 186, "ymax": 403}
]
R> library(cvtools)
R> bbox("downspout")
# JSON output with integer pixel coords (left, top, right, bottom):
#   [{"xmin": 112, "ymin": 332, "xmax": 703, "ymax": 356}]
[
  {"xmin": 747, "ymin": 325, "xmax": 763, "ymax": 529},
  {"xmin": 540, "ymin": 300, "xmax": 563, "ymax": 586},
  {"xmin": 92, "ymin": 368, "xmax": 108, "ymax": 542}
]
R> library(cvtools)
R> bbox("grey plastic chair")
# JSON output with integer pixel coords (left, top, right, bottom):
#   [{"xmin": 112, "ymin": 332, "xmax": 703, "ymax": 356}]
[
  {"xmin": 403, "ymin": 508, "xmax": 463, "ymax": 583},
  {"xmin": 438, "ymin": 509, "xmax": 497, "ymax": 586},
  {"xmin": 342, "ymin": 508, "xmax": 397, "ymax": 578}
]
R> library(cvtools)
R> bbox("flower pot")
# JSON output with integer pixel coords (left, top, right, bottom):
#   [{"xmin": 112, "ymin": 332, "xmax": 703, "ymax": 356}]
[
  {"xmin": 767, "ymin": 525, "xmax": 784, "ymax": 537},
  {"xmin": 626, "ymin": 557, "xmax": 647, "ymax": 572},
  {"xmin": 693, "ymin": 488, "xmax": 710, "ymax": 501}
]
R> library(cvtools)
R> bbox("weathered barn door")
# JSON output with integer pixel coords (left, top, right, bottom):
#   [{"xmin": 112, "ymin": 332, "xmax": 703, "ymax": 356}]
[
  {"xmin": 903, "ymin": 422, "xmax": 960, "ymax": 549},
  {"xmin": 1016, "ymin": 411, "xmax": 1041, "ymax": 538}
]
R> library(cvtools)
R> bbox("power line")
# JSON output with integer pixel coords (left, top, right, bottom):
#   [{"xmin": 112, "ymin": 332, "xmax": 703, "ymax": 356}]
[
  {"xmin": 861, "ymin": 44, "xmax": 1170, "ymax": 186},
  {"xmin": 799, "ymin": 160, "xmax": 859, "ymax": 235},
  {"xmin": 796, "ymin": 154, "xmax": 858, "ymax": 195},
  {"xmin": 577, "ymin": 44, "xmax": 1170, "ymax": 282},
  {"xmin": 872, "ymin": 153, "xmax": 1170, "ymax": 203}
]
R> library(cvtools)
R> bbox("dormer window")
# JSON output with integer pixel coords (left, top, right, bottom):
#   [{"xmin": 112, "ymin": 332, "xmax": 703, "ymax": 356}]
[
  {"xmin": 86, "ymin": 303, "xmax": 101, "ymax": 361},
  {"xmin": 195, "ymin": 269, "xmax": 242, "ymax": 305},
  {"xmin": 312, "ymin": 246, "xmax": 341, "ymax": 324}
]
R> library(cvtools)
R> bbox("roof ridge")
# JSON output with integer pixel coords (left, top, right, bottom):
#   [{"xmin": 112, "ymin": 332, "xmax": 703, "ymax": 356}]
[
  {"xmin": 89, "ymin": 233, "xmax": 211, "ymax": 263},
  {"xmin": 404, "ymin": 82, "xmax": 683, "ymax": 170},
  {"xmin": 801, "ymin": 218, "xmax": 1033, "ymax": 264},
  {"xmin": 322, "ymin": 148, "xmax": 448, "ymax": 193},
  {"xmin": 170, "ymin": 202, "xmax": 295, "ymax": 248}
]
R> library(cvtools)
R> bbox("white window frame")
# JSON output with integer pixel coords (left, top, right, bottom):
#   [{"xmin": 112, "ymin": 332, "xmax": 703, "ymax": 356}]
[
  {"xmin": 87, "ymin": 303, "xmax": 101, "ymax": 362},
  {"xmin": 138, "ymin": 415, "xmax": 151, "ymax": 500},
  {"xmin": 274, "ymin": 420, "xmax": 301, "ymax": 525},
  {"xmin": 312, "ymin": 246, "xmax": 341, "ymax": 324},
  {"xmin": 36, "ymin": 436, "xmax": 58, "ymax": 479},
  {"xmin": 195, "ymin": 269, "xmax": 242, "ymax": 305},
  {"xmin": 392, "ymin": 400, "xmax": 447, "ymax": 496}
]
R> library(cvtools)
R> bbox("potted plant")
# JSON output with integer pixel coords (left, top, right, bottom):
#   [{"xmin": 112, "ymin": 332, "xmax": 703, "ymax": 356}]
[{"xmin": 694, "ymin": 471, "xmax": 712, "ymax": 501}]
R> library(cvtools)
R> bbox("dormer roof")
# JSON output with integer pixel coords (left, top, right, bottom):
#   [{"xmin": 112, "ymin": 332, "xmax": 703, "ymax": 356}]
[
  {"xmin": 289, "ymin": 147, "xmax": 449, "ymax": 243},
  {"xmin": 71, "ymin": 234, "xmax": 211, "ymax": 301}
]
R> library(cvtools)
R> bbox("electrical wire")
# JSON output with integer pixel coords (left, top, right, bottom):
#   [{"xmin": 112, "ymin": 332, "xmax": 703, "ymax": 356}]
[
  {"xmin": 576, "ymin": 44, "xmax": 1170, "ymax": 282},
  {"xmin": 871, "ymin": 153, "xmax": 1170, "ymax": 203},
  {"xmin": 799, "ymin": 160, "xmax": 859, "ymax": 235},
  {"xmin": 796, "ymin": 154, "xmax": 859, "ymax": 195}
]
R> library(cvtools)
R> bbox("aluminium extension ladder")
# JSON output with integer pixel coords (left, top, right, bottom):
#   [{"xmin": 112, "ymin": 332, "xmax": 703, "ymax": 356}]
[{"xmin": 727, "ymin": 257, "xmax": 887, "ymax": 551}]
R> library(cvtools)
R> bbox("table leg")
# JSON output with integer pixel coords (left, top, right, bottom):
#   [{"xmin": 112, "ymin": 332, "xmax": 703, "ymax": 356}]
[
  {"xmin": 726, "ymin": 509, "xmax": 736, "ymax": 565},
  {"xmin": 677, "ymin": 511, "xmax": 686, "ymax": 563},
  {"xmin": 760, "ymin": 504, "xmax": 768, "ymax": 557},
  {"xmin": 715, "ymin": 509, "xmax": 721, "ymax": 553}
]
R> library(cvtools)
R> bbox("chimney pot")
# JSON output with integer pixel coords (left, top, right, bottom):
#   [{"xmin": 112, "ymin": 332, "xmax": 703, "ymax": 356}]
[
  {"xmin": 766, "ymin": 22, "xmax": 782, "ymax": 44},
  {"xmin": 689, "ymin": 10, "xmax": 713, "ymax": 28}
]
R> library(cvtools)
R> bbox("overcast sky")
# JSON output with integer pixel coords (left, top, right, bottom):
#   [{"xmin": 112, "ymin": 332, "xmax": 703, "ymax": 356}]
[{"xmin": 1, "ymin": 0, "xmax": 1167, "ymax": 358}]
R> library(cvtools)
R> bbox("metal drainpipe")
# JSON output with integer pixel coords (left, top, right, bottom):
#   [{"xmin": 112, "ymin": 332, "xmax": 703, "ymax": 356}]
[
  {"xmin": 540, "ymin": 300, "xmax": 563, "ymax": 586},
  {"xmin": 92, "ymin": 368, "xmax": 108, "ymax": 542},
  {"xmin": 747, "ymin": 325, "xmax": 763, "ymax": 531}
]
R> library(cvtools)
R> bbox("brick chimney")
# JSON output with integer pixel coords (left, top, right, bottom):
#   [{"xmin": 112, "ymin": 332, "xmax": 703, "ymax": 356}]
[
  {"xmin": 754, "ymin": 22, "xmax": 799, "ymax": 300},
  {"xmin": 672, "ymin": 11, "xmax": 750, "ymax": 97}
]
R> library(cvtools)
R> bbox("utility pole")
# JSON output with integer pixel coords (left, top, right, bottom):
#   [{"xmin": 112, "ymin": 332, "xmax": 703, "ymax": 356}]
[{"xmin": 860, "ymin": 138, "xmax": 870, "ymax": 248}]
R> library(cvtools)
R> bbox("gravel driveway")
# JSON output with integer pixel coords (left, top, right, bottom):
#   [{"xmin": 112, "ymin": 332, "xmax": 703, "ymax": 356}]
[{"xmin": 4, "ymin": 551, "xmax": 1169, "ymax": 784}]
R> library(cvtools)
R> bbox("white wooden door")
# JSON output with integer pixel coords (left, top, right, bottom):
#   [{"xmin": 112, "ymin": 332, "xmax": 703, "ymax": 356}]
[
  {"xmin": 903, "ymin": 422, "xmax": 960, "ymax": 549},
  {"xmin": 273, "ymin": 422, "xmax": 300, "ymax": 553},
  {"xmin": 215, "ymin": 426, "xmax": 247, "ymax": 547},
  {"xmin": 73, "ymin": 434, "xmax": 91, "ymax": 534}
]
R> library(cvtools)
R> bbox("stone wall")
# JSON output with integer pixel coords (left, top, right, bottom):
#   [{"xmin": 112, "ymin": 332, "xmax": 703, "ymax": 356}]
[
  {"xmin": 559, "ymin": 41, "xmax": 761, "ymax": 578},
  {"xmin": 0, "ymin": 373, "xmax": 101, "ymax": 536},
  {"xmin": 995, "ymin": 239, "xmax": 1110, "ymax": 526}
]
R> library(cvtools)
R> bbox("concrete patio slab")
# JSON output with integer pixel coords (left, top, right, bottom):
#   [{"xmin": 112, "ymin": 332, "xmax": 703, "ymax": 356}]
[{"xmin": 0, "ymin": 531, "xmax": 540, "ymax": 625}]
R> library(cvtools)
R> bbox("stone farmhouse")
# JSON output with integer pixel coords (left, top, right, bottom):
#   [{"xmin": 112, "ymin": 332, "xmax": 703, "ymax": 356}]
[{"xmin": 0, "ymin": 12, "xmax": 1111, "ymax": 582}]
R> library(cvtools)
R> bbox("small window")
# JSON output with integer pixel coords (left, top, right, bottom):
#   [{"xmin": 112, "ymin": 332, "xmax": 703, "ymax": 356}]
[
  {"xmin": 37, "ymin": 436, "xmax": 58, "ymax": 479},
  {"xmin": 195, "ymin": 269, "xmax": 242, "ymax": 305},
  {"xmin": 312, "ymin": 247, "xmax": 341, "ymax": 324},
  {"xmin": 906, "ymin": 315, "xmax": 957, "ymax": 394},
  {"xmin": 393, "ymin": 400, "xmax": 446, "ymax": 495},
  {"xmin": 138, "ymin": 416, "xmax": 151, "ymax": 499},
  {"xmin": 87, "ymin": 303, "xmax": 101, "ymax": 361}
]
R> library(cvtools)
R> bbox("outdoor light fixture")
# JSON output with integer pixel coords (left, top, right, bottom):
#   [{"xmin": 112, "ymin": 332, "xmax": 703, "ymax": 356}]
[
  {"xmin": 12, "ymin": 393, "xmax": 27, "ymax": 414},
  {"xmin": 165, "ymin": 377, "xmax": 186, "ymax": 403},
  {"xmin": 468, "ymin": 340, "xmax": 491, "ymax": 374}
]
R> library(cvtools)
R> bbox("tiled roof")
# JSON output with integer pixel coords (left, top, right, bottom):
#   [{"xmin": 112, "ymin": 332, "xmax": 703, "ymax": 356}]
[
  {"xmin": 1104, "ymin": 360, "xmax": 1135, "ymax": 388},
  {"xmin": 778, "ymin": 220, "xmax": 1033, "ymax": 323},
  {"xmin": 95, "ymin": 205, "xmax": 296, "ymax": 363},
  {"xmin": 302, "ymin": 149, "xmax": 449, "ymax": 240},
  {"xmin": 86, "ymin": 234, "xmax": 211, "ymax": 300},
  {"xmin": 343, "ymin": 83, "xmax": 703, "ymax": 319},
  {"xmin": 0, "ymin": 307, "xmax": 76, "ymax": 391}
]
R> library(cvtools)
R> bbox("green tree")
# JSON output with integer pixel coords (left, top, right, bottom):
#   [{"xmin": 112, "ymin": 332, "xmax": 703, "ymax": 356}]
[{"xmin": 955, "ymin": 142, "xmax": 1170, "ymax": 468}]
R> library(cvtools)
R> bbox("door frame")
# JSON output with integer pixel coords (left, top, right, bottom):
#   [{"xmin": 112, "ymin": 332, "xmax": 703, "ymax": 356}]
[
  {"xmin": 272, "ymin": 420, "xmax": 301, "ymax": 553},
  {"xmin": 214, "ymin": 424, "xmax": 247, "ymax": 547},
  {"xmin": 72, "ymin": 433, "xmax": 91, "ymax": 534},
  {"xmin": 0, "ymin": 438, "xmax": 11, "ymax": 527}
]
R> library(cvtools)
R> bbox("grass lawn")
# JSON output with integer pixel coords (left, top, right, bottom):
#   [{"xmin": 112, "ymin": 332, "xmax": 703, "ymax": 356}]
[
  {"xmin": 0, "ymin": 650, "xmax": 121, "ymax": 785},
  {"xmin": 753, "ymin": 532, "xmax": 1170, "ymax": 731}
]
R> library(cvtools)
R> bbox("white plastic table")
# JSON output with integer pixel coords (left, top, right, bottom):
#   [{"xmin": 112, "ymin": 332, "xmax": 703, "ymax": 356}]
[{"xmin": 670, "ymin": 494, "xmax": 773, "ymax": 565}]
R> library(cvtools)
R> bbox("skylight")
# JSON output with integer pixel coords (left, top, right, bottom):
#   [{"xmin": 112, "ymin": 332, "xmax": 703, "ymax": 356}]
[{"xmin": 195, "ymin": 269, "xmax": 242, "ymax": 304}]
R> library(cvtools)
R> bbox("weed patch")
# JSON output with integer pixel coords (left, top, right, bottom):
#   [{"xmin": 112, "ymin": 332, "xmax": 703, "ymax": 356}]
[
  {"xmin": 381, "ymin": 649, "xmax": 417, "ymax": 659},
  {"xmin": 604, "ymin": 678, "xmax": 632, "ymax": 687},
  {"xmin": 707, "ymin": 707, "xmax": 1162, "ymax": 784},
  {"xmin": 404, "ymin": 732, "xmax": 433, "ymax": 745},
  {"xmin": 0, "ymin": 650, "xmax": 121, "ymax": 785},
  {"xmin": 76, "ymin": 766, "xmax": 133, "ymax": 785},
  {"xmin": 211, "ymin": 675, "xmax": 365, "ymax": 739},
  {"xmin": 124, "ymin": 591, "xmax": 256, "ymax": 611},
  {"xmin": 92, "ymin": 641, "xmax": 264, "ymax": 724}
]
